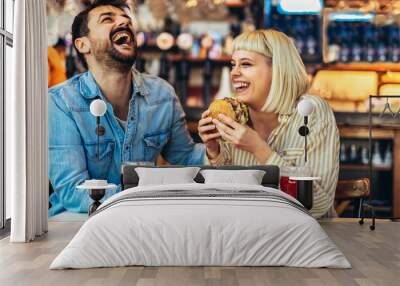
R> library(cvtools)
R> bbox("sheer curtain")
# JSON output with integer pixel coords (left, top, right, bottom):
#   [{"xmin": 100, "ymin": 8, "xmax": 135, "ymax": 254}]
[{"xmin": 7, "ymin": 0, "xmax": 48, "ymax": 242}]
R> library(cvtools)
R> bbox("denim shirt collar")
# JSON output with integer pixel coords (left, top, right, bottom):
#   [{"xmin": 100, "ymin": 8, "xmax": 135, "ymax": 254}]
[
  {"xmin": 79, "ymin": 68, "xmax": 150, "ymax": 100},
  {"xmin": 132, "ymin": 68, "xmax": 150, "ymax": 97}
]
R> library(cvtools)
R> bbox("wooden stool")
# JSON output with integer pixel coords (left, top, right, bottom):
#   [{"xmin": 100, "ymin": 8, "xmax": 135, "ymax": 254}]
[{"xmin": 335, "ymin": 178, "xmax": 375, "ymax": 230}]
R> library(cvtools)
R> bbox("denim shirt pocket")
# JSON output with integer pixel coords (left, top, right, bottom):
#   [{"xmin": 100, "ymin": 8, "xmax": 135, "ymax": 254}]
[
  {"xmin": 84, "ymin": 141, "xmax": 115, "ymax": 178},
  {"xmin": 143, "ymin": 131, "xmax": 169, "ymax": 162}
]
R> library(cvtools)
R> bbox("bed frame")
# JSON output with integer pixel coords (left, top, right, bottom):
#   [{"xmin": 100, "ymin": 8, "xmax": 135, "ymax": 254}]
[{"xmin": 121, "ymin": 165, "xmax": 280, "ymax": 190}]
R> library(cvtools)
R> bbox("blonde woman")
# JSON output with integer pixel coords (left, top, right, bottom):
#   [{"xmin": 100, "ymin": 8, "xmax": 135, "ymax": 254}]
[{"xmin": 198, "ymin": 29, "xmax": 339, "ymax": 218}]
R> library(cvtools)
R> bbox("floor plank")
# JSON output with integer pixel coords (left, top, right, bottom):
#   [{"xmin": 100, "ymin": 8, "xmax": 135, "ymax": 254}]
[{"xmin": 0, "ymin": 220, "xmax": 399, "ymax": 286}]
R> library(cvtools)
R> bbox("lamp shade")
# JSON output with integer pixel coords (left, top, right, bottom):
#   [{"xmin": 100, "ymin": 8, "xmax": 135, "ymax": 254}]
[
  {"xmin": 90, "ymin": 99, "xmax": 107, "ymax": 117},
  {"xmin": 297, "ymin": 98, "xmax": 315, "ymax": 117}
]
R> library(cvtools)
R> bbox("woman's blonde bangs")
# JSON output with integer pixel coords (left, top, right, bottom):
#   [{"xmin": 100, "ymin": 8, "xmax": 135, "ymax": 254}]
[{"xmin": 232, "ymin": 31, "xmax": 272, "ymax": 59}]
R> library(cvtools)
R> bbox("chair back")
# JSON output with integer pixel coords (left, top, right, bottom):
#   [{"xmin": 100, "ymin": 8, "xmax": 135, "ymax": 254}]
[
  {"xmin": 335, "ymin": 178, "xmax": 370, "ymax": 217},
  {"xmin": 335, "ymin": 178, "xmax": 370, "ymax": 200}
]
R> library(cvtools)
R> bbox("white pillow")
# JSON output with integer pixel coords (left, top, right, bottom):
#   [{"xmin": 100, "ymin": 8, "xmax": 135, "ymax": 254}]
[
  {"xmin": 136, "ymin": 167, "xmax": 201, "ymax": 186},
  {"xmin": 200, "ymin": 169, "xmax": 266, "ymax": 185}
]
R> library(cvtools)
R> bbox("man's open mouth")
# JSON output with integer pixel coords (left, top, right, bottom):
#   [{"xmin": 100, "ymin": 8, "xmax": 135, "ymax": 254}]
[{"xmin": 111, "ymin": 29, "xmax": 134, "ymax": 47}]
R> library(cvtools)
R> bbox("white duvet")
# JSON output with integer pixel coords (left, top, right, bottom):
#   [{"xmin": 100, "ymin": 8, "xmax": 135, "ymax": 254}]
[{"xmin": 50, "ymin": 183, "xmax": 351, "ymax": 269}]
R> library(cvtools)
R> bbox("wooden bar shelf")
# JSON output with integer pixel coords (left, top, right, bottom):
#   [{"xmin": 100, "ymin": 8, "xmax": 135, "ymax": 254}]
[
  {"xmin": 326, "ymin": 63, "xmax": 400, "ymax": 73},
  {"xmin": 340, "ymin": 164, "xmax": 392, "ymax": 172}
]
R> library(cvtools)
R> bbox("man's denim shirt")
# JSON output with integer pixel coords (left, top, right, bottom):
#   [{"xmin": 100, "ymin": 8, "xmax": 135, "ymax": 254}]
[{"xmin": 49, "ymin": 69, "xmax": 205, "ymax": 216}]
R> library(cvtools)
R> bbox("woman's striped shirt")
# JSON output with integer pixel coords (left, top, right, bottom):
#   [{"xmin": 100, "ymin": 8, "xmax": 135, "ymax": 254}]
[{"xmin": 205, "ymin": 95, "xmax": 340, "ymax": 218}]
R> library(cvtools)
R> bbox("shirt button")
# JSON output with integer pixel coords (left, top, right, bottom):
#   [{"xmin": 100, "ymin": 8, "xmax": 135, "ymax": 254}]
[
  {"xmin": 130, "ymin": 116, "xmax": 134, "ymax": 121},
  {"xmin": 125, "ymin": 146, "xmax": 129, "ymax": 150}
]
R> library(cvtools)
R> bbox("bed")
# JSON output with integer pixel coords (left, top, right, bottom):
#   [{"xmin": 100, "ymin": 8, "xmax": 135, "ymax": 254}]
[{"xmin": 50, "ymin": 165, "xmax": 350, "ymax": 269}]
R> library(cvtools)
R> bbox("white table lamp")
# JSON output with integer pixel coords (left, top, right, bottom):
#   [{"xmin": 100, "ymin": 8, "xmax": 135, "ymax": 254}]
[
  {"xmin": 297, "ymin": 98, "xmax": 315, "ymax": 163},
  {"xmin": 90, "ymin": 99, "xmax": 107, "ymax": 160}
]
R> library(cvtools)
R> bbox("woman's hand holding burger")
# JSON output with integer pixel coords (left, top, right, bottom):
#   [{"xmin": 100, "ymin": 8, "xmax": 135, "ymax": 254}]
[
  {"xmin": 200, "ymin": 97, "xmax": 273, "ymax": 163},
  {"xmin": 213, "ymin": 114, "xmax": 272, "ymax": 163},
  {"xmin": 198, "ymin": 109, "xmax": 221, "ymax": 160}
]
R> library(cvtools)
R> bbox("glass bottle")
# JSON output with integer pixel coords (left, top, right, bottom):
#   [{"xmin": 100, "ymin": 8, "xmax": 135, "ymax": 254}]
[
  {"xmin": 340, "ymin": 143, "xmax": 347, "ymax": 163},
  {"xmin": 372, "ymin": 142, "xmax": 383, "ymax": 166}
]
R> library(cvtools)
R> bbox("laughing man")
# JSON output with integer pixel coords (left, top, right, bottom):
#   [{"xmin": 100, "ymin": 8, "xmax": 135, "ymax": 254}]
[{"xmin": 48, "ymin": 0, "xmax": 205, "ymax": 215}]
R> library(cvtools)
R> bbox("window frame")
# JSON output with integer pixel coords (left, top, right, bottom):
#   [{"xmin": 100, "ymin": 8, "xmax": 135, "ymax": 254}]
[{"xmin": 0, "ymin": 0, "xmax": 13, "ymax": 232}]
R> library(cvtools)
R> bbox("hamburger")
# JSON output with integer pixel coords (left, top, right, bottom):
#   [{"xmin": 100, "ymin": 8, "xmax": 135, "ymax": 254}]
[{"xmin": 209, "ymin": 97, "xmax": 249, "ymax": 125}]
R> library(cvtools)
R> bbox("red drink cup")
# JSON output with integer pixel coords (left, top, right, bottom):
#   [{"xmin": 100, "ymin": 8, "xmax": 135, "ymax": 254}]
[
  {"xmin": 287, "ymin": 179, "xmax": 297, "ymax": 198},
  {"xmin": 280, "ymin": 176, "xmax": 297, "ymax": 198},
  {"xmin": 280, "ymin": 175, "xmax": 289, "ymax": 193}
]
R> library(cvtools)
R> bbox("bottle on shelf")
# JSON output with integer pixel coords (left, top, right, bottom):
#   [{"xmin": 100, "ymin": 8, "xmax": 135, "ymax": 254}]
[
  {"xmin": 365, "ymin": 43, "xmax": 376, "ymax": 63},
  {"xmin": 383, "ymin": 144, "xmax": 393, "ymax": 167},
  {"xmin": 340, "ymin": 143, "xmax": 347, "ymax": 163},
  {"xmin": 377, "ymin": 42, "xmax": 388, "ymax": 62},
  {"xmin": 340, "ymin": 42, "xmax": 350, "ymax": 63},
  {"xmin": 327, "ymin": 22, "xmax": 340, "ymax": 62},
  {"xmin": 349, "ymin": 144, "xmax": 358, "ymax": 163},
  {"xmin": 351, "ymin": 42, "xmax": 362, "ymax": 62},
  {"xmin": 294, "ymin": 36, "xmax": 305, "ymax": 55},
  {"xmin": 364, "ymin": 24, "xmax": 377, "ymax": 62},
  {"xmin": 306, "ymin": 35, "xmax": 317, "ymax": 56},
  {"xmin": 372, "ymin": 141, "xmax": 383, "ymax": 166},
  {"xmin": 390, "ymin": 43, "xmax": 400, "ymax": 62},
  {"xmin": 350, "ymin": 23, "xmax": 362, "ymax": 62},
  {"xmin": 361, "ymin": 146, "xmax": 369, "ymax": 165},
  {"xmin": 338, "ymin": 24, "xmax": 351, "ymax": 63},
  {"xmin": 388, "ymin": 25, "xmax": 400, "ymax": 62}
]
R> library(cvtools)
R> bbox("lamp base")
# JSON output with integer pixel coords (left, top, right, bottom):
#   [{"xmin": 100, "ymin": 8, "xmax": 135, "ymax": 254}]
[
  {"xmin": 296, "ymin": 180, "xmax": 313, "ymax": 210},
  {"xmin": 88, "ymin": 189, "xmax": 105, "ymax": 215},
  {"xmin": 289, "ymin": 176, "xmax": 320, "ymax": 210}
]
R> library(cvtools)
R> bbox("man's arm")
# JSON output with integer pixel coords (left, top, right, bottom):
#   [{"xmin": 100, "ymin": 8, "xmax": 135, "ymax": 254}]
[
  {"xmin": 48, "ymin": 92, "xmax": 118, "ymax": 214},
  {"xmin": 161, "ymin": 92, "xmax": 205, "ymax": 166}
]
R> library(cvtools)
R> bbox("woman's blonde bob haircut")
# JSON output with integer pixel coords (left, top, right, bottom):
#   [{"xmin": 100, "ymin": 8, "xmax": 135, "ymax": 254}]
[{"xmin": 232, "ymin": 29, "xmax": 309, "ymax": 114}]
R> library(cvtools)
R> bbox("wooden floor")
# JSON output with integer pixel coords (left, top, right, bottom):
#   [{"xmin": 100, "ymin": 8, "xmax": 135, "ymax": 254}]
[{"xmin": 0, "ymin": 219, "xmax": 399, "ymax": 286}]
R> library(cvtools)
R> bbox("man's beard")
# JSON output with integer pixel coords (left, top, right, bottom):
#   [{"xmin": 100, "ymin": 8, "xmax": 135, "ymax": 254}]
[
  {"xmin": 109, "ymin": 42, "xmax": 137, "ymax": 68},
  {"xmin": 91, "ymin": 38, "xmax": 137, "ymax": 72}
]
